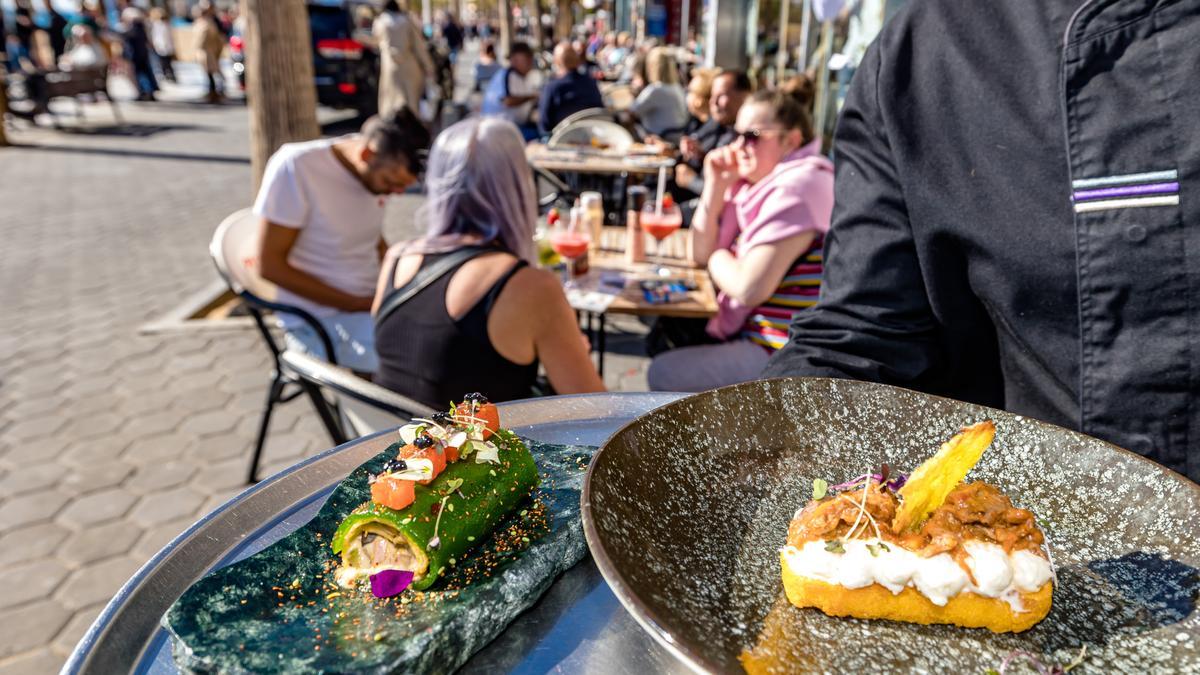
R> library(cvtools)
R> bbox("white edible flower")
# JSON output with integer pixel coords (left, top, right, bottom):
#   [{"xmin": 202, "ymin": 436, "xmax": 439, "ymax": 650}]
[{"xmin": 473, "ymin": 441, "xmax": 501, "ymax": 464}]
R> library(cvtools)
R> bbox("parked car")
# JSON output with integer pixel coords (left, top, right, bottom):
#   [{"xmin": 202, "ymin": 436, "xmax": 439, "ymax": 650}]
[
  {"xmin": 309, "ymin": 0, "xmax": 380, "ymax": 115},
  {"xmin": 227, "ymin": 0, "xmax": 381, "ymax": 115}
]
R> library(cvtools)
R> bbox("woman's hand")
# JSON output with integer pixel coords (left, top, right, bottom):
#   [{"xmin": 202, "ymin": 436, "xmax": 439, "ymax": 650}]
[{"xmin": 703, "ymin": 146, "xmax": 738, "ymax": 195}]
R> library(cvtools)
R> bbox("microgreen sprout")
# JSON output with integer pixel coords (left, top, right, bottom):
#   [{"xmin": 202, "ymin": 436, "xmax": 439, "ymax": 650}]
[{"xmin": 812, "ymin": 478, "xmax": 828, "ymax": 500}]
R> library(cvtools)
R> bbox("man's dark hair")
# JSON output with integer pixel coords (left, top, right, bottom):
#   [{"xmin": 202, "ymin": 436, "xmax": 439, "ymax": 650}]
[
  {"xmin": 716, "ymin": 69, "xmax": 754, "ymax": 94},
  {"xmin": 361, "ymin": 107, "xmax": 432, "ymax": 173},
  {"xmin": 508, "ymin": 41, "xmax": 534, "ymax": 59}
]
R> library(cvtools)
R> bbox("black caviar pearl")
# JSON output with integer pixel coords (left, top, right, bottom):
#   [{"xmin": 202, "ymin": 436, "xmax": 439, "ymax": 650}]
[
  {"xmin": 463, "ymin": 392, "xmax": 489, "ymax": 404},
  {"xmin": 431, "ymin": 411, "xmax": 452, "ymax": 425},
  {"xmin": 413, "ymin": 435, "xmax": 435, "ymax": 449}
]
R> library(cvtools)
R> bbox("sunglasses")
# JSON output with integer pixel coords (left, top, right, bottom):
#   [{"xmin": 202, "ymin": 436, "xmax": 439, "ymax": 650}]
[{"xmin": 733, "ymin": 128, "xmax": 785, "ymax": 147}]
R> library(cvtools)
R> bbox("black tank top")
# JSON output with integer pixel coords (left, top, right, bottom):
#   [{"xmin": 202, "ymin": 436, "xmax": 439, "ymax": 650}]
[{"xmin": 374, "ymin": 251, "xmax": 539, "ymax": 409}]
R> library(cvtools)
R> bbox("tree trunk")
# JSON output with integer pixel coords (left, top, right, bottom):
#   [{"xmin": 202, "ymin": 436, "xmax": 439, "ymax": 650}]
[
  {"xmin": 498, "ymin": 0, "xmax": 513, "ymax": 58},
  {"xmin": 554, "ymin": 0, "xmax": 573, "ymax": 42},
  {"xmin": 243, "ymin": 0, "xmax": 321, "ymax": 195},
  {"xmin": 0, "ymin": 72, "xmax": 8, "ymax": 147},
  {"xmin": 527, "ymin": 0, "xmax": 543, "ymax": 49}
]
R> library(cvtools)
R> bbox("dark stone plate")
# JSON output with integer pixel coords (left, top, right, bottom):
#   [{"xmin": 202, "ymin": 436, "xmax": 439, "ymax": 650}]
[
  {"xmin": 165, "ymin": 436, "xmax": 594, "ymax": 674},
  {"xmin": 582, "ymin": 378, "xmax": 1200, "ymax": 673}
]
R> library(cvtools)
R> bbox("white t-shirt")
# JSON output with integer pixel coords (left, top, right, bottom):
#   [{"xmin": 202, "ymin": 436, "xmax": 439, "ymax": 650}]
[
  {"xmin": 501, "ymin": 69, "xmax": 543, "ymax": 126},
  {"xmin": 252, "ymin": 136, "xmax": 386, "ymax": 323},
  {"xmin": 631, "ymin": 83, "xmax": 689, "ymax": 136}
]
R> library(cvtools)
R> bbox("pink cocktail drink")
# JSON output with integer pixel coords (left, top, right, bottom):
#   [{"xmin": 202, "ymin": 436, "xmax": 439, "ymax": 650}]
[
  {"xmin": 550, "ymin": 232, "xmax": 590, "ymax": 260},
  {"xmin": 641, "ymin": 211, "xmax": 682, "ymax": 241}
]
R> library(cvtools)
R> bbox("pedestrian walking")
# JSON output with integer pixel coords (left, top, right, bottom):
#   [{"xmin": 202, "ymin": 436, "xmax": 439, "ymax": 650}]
[
  {"xmin": 193, "ymin": 2, "xmax": 225, "ymax": 103},
  {"xmin": 44, "ymin": 3, "xmax": 69, "ymax": 63},
  {"xmin": 149, "ymin": 8, "xmax": 177, "ymax": 83},
  {"xmin": 373, "ymin": 0, "xmax": 434, "ymax": 118},
  {"xmin": 121, "ymin": 8, "xmax": 158, "ymax": 101}
]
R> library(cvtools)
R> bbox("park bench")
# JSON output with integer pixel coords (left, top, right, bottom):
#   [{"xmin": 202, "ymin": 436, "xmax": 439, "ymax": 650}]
[{"xmin": 5, "ymin": 65, "xmax": 122, "ymax": 126}]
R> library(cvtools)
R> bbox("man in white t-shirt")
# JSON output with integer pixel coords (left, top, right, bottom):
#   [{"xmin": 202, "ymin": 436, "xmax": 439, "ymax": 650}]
[{"xmin": 254, "ymin": 109, "xmax": 432, "ymax": 374}]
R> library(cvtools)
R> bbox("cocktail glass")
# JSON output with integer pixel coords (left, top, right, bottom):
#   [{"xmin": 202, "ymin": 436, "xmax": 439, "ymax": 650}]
[{"xmin": 641, "ymin": 202, "xmax": 683, "ymax": 277}]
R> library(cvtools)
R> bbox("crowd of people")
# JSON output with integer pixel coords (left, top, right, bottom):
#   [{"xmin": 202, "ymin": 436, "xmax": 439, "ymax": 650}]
[
  {"xmin": 12, "ymin": 0, "xmax": 1166, "ymax": 482},
  {"xmin": 252, "ymin": 20, "xmax": 836, "ymax": 411},
  {"xmin": 2, "ymin": 0, "xmax": 232, "ymax": 108}
]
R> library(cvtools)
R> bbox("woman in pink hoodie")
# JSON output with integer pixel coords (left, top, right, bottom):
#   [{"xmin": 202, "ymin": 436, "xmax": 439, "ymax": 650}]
[{"xmin": 648, "ymin": 88, "xmax": 834, "ymax": 391}]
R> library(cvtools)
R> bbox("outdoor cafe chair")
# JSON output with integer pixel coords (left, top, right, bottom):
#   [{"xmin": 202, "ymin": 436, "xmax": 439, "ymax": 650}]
[
  {"xmin": 209, "ymin": 208, "xmax": 349, "ymax": 483},
  {"xmin": 280, "ymin": 349, "xmax": 437, "ymax": 438}
]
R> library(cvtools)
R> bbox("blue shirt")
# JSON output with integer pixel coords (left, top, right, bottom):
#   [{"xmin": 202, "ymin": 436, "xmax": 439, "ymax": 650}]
[{"xmin": 537, "ymin": 70, "xmax": 604, "ymax": 135}]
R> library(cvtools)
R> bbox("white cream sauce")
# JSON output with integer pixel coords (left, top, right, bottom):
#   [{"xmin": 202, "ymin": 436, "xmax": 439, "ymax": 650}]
[{"xmin": 783, "ymin": 539, "xmax": 1053, "ymax": 610}]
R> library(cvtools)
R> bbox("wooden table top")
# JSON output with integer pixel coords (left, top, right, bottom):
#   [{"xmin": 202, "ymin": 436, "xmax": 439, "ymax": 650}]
[
  {"xmin": 526, "ymin": 143, "xmax": 676, "ymax": 176},
  {"xmin": 565, "ymin": 227, "xmax": 718, "ymax": 319}
]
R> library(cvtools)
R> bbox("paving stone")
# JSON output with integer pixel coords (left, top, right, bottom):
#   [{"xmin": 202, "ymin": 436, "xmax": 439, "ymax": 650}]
[
  {"xmin": 191, "ymin": 456, "xmax": 252, "ymax": 494},
  {"xmin": 0, "ymin": 647, "xmax": 64, "ymax": 675},
  {"xmin": 50, "ymin": 602, "xmax": 106, "ymax": 658},
  {"xmin": 56, "ymin": 488, "xmax": 137, "ymax": 528},
  {"xmin": 57, "ymin": 520, "xmax": 145, "ymax": 568},
  {"xmin": 129, "ymin": 489, "xmax": 207, "ymax": 528},
  {"xmin": 0, "ymin": 491, "xmax": 63, "ymax": 534},
  {"xmin": 4, "ymin": 415, "xmax": 67, "ymax": 442},
  {"xmin": 0, "ymin": 522, "xmax": 70, "ymax": 567},
  {"xmin": 218, "ymin": 368, "xmax": 271, "ymax": 395},
  {"xmin": 58, "ymin": 462, "xmax": 134, "ymax": 497},
  {"xmin": 166, "ymin": 378, "xmax": 230, "ymax": 410},
  {"xmin": 260, "ymin": 429, "xmax": 317, "ymax": 464},
  {"xmin": 121, "ymin": 432, "xmax": 191, "ymax": 464},
  {"xmin": 55, "ymin": 556, "xmax": 142, "ymax": 611},
  {"xmin": 0, "ymin": 560, "xmax": 70, "ymax": 610},
  {"xmin": 59, "ymin": 437, "xmax": 131, "ymax": 470},
  {"xmin": 0, "ymin": 463, "xmax": 62, "ymax": 498},
  {"xmin": 0, "ymin": 601, "xmax": 70, "ymax": 658},
  {"xmin": 59, "ymin": 392, "xmax": 123, "ymax": 419},
  {"xmin": 190, "ymin": 433, "xmax": 253, "ymax": 463},
  {"xmin": 57, "ymin": 412, "xmax": 126, "ymax": 443},
  {"xmin": 132, "ymin": 515, "xmax": 201, "ymax": 561},
  {"xmin": 2, "ymin": 395, "xmax": 62, "ymax": 420},
  {"xmin": 177, "ymin": 409, "xmax": 240, "ymax": 437},
  {"xmin": 117, "ymin": 410, "xmax": 181, "ymax": 442},
  {"xmin": 125, "ymin": 461, "xmax": 198, "ymax": 495}
]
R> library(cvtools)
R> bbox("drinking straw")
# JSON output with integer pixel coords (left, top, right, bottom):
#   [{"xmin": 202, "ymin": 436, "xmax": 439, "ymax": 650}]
[{"xmin": 656, "ymin": 166, "xmax": 667, "ymax": 217}]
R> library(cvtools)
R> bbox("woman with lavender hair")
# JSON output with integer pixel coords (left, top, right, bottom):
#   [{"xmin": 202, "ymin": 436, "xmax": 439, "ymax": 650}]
[{"xmin": 371, "ymin": 117, "xmax": 605, "ymax": 408}]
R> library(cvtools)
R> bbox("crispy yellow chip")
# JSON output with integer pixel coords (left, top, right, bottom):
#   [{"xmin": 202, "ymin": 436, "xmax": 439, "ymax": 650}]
[{"xmin": 891, "ymin": 420, "xmax": 995, "ymax": 533}]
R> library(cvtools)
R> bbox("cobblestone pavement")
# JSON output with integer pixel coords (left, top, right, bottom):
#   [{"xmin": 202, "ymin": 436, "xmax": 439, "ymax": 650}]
[{"xmin": 0, "ymin": 64, "xmax": 650, "ymax": 673}]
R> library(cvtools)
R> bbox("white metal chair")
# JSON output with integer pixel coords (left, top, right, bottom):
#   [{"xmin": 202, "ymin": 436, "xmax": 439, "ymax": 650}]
[
  {"xmin": 280, "ymin": 350, "xmax": 437, "ymax": 437},
  {"xmin": 209, "ymin": 209, "xmax": 347, "ymax": 483}
]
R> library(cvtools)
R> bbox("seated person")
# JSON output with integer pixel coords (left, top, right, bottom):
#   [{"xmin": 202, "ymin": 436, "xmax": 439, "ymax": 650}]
[
  {"xmin": 481, "ymin": 41, "xmax": 541, "ymax": 141},
  {"xmin": 538, "ymin": 41, "xmax": 604, "ymax": 136},
  {"xmin": 255, "ymin": 109, "xmax": 432, "ymax": 375},
  {"xmin": 473, "ymin": 39, "xmax": 500, "ymax": 91},
  {"xmin": 628, "ymin": 46, "xmax": 688, "ymax": 139},
  {"xmin": 673, "ymin": 69, "xmax": 754, "ymax": 198},
  {"xmin": 372, "ymin": 117, "xmax": 605, "ymax": 408},
  {"xmin": 646, "ymin": 88, "xmax": 834, "ymax": 391},
  {"xmin": 682, "ymin": 67, "xmax": 716, "ymax": 136},
  {"xmin": 59, "ymin": 24, "xmax": 108, "ymax": 70}
]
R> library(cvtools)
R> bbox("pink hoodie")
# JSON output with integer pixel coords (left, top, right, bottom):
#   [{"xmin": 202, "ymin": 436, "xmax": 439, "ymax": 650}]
[{"xmin": 706, "ymin": 139, "xmax": 835, "ymax": 339}]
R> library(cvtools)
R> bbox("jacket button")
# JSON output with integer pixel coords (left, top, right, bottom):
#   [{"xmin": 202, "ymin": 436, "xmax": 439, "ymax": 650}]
[
  {"xmin": 1128, "ymin": 435, "xmax": 1153, "ymax": 455},
  {"xmin": 1124, "ymin": 225, "xmax": 1147, "ymax": 242}
]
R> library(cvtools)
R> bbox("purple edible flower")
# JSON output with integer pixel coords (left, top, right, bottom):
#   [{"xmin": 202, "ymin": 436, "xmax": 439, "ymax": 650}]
[
  {"xmin": 887, "ymin": 473, "xmax": 908, "ymax": 492},
  {"xmin": 829, "ymin": 474, "xmax": 871, "ymax": 491},
  {"xmin": 369, "ymin": 569, "xmax": 415, "ymax": 598}
]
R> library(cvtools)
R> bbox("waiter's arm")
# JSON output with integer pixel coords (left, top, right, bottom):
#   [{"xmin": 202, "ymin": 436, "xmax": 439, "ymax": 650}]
[{"xmin": 762, "ymin": 42, "xmax": 942, "ymax": 386}]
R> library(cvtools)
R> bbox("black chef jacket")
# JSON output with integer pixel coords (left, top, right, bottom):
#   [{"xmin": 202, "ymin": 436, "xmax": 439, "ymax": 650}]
[{"xmin": 763, "ymin": 0, "xmax": 1200, "ymax": 483}]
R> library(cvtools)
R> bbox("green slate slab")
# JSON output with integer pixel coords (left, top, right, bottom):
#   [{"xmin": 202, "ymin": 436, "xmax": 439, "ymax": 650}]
[{"xmin": 164, "ymin": 436, "xmax": 595, "ymax": 674}]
